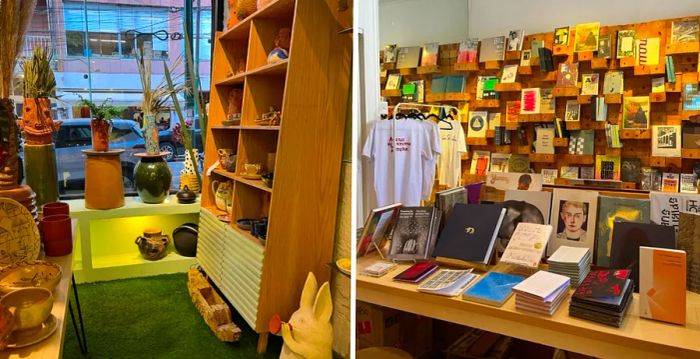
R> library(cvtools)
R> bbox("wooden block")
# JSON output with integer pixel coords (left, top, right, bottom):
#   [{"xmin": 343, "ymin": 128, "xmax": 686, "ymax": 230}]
[
  {"xmin": 494, "ymin": 145, "xmax": 512, "ymax": 153},
  {"xmin": 577, "ymin": 95, "xmax": 593, "ymax": 104},
  {"xmin": 486, "ymin": 130, "xmax": 496, "ymax": 138},
  {"xmin": 563, "ymin": 154, "xmax": 595, "ymax": 165},
  {"xmin": 467, "ymin": 137, "xmax": 489, "ymax": 146},
  {"xmin": 649, "ymin": 157, "xmax": 666, "ymax": 167},
  {"xmin": 649, "ymin": 92, "xmax": 666, "ymax": 103},
  {"xmin": 552, "ymin": 45, "xmax": 571, "ymax": 57},
  {"xmin": 584, "ymin": 121, "xmax": 607, "ymax": 130},
  {"xmin": 518, "ymin": 66, "xmax": 533, "ymax": 75},
  {"xmin": 667, "ymin": 115, "xmax": 682, "ymax": 125},
  {"xmin": 425, "ymin": 93, "xmax": 445, "ymax": 102},
  {"xmin": 495, "ymin": 83, "xmax": 522, "ymax": 92},
  {"xmin": 444, "ymin": 92, "xmax": 470, "ymax": 101},
  {"xmin": 472, "ymin": 99, "xmax": 500, "ymax": 108},
  {"xmin": 553, "ymin": 138, "xmax": 569, "ymax": 147},
  {"xmin": 505, "ymin": 122, "xmax": 520, "ymax": 130},
  {"xmin": 666, "ymin": 157, "xmax": 683, "ymax": 168},
  {"xmin": 591, "ymin": 58, "xmax": 609, "ymax": 70},
  {"xmin": 417, "ymin": 65, "xmax": 440, "ymax": 74},
  {"xmin": 398, "ymin": 67, "xmax": 417, "ymax": 75},
  {"xmin": 565, "ymin": 121, "xmax": 582, "ymax": 130},
  {"xmin": 542, "ymin": 71, "xmax": 558, "ymax": 82},
  {"xmin": 553, "ymin": 87, "xmax": 580, "ymax": 97},
  {"xmin": 621, "ymin": 182, "xmax": 637, "ymax": 190},
  {"xmin": 620, "ymin": 129, "xmax": 652, "ymax": 139},
  {"xmin": 634, "ymin": 64, "xmax": 665, "ymax": 76},
  {"xmin": 518, "ymin": 114, "xmax": 555, "ymax": 123},
  {"xmin": 382, "ymin": 63, "xmax": 396, "ymax": 71},
  {"xmin": 605, "ymin": 94, "xmax": 623, "ymax": 104},
  {"xmin": 484, "ymin": 61, "xmax": 503, "ymax": 70},
  {"xmin": 576, "ymin": 51, "xmax": 594, "ymax": 61},
  {"xmin": 516, "ymin": 145, "xmax": 530, "ymax": 154},
  {"xmin": 666, "ymin": 81, "xmax": 682, "ymax": 93},
  {"xmin": 666, "ymin": 42, "xmax": 700, "ymax": 54},
  {"xmin": 454, "ymin": 62, "xmax": 480, "ymax": 72},
  {"xmin": 682, "ymin": 149, "xmax": 700, "ymax": 159},
  {"xmin": 530, "ymin": 153, "xmax": 556, "ymax": 163},
  {"xmin": 381, "ymin": 89, "xmax": 402, "ymax": 98},
  {"xmin": 619, "ymin": 56, "xmax": 636, "ymax": 68},
  {"xmin": 505, "ymin": 51, "xmax": 521, "ymax": 61},
  {"xmin": 460, "ymin": 153, "xmax": 470, "ymax": 160},
  {"xmin": 606, "ymin": 148, "xmax": 622, "ymax": 156}
]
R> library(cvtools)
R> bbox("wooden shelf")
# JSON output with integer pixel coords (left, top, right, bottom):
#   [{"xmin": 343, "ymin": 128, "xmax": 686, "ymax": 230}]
[
  {"xmin": 563, "ymin": 154, "xmax": 595, "ymax": 165},
  {"xmin": 577, "ymin": 95, "xmax": 593, "ymax": 104},
  {"xmin": 212, "ymin": 126, "xmax": 242, "ymax": 131},
  {"xmin": 518, "ymin": 66, "xmax": 533, "ymax": 75},
  {"xmin": 246, "ymin": 59, "xmax": 289, "ymax": 77},
  {"xmin": 505, "ymin": 51, "xmax": 521, "ymax": 61},
  {"xmin": 466, "ymin": 137, "xmax": 488, "ymax": 146},
  {"xmin": 604, "ymin": 94, "xmax": 623, "ymax": 104},
  {"xmin": 425, "ymin": 93, "xmax": 470, "ymax": 102},
  {"xmin": 553, "ymin": 138, "xmax": 569, "ymax": 147},
  {"xmin": 619, "ymin": 56, "xmax": 636, "ymax": 68},
  {"xmin": 590, "ymin": 57, "xmax": 609, "ymax": 70},
  {"xmin": 620, "ymin": 129, "xmax": 652, "ymax": 139},
  {"xmin": 381, "ymin": 89, "xmax": 402, "ymax": 98},
  {"xmin": 231, "ymin": 224, "xmax": 267, "ymax": 248},
  {"xmin": 221, "ymin": 0, "xmax": 296, "ymax": 40},
  {"xmin": 666, "ymin": 41, "xmax": 700, "ymax": 54},
  {"xmin": 417, "ymin": 65, "xmax": 440, "ymax": 74},
  {"xmin": 494, "ymin": 82, "xmax": 522, "ymax": 92},
  {"xmin": 682, "ymin": 149, "xmax": 700, "ymax": 159},
  {"xmin": 552, "ymin": 86, "xmax": 579, "ymax": 97},
  {"xmin": 649, "ymin": 92, "xmax": 666, "ymax": 102},
  {"xmin": 454, "ymin": 62, "xmax": 480, "ymax": 72},
  {"xmin": 213, "ymin": 169, "xmax": 273, "ymax": 193},
  {"xmin": 518, "ymin": 114, "xmax": 555, "ymax": 123},
  {"xmin": 576, "ymin": 51, "xmax": 594, "ymax": 61},
  {"xmin": 484, "ymin": 60, "xmax": 502, "ymax": 70},
  {"xmin": 214, "ymin": 125, "xmax": 281, "ymax": 131},
  {"xmin": 529, "ymin": 153, "xmax": 556, "ymax": 163},
  {"xmin": 216, "ymin": 72, "xmax": 246, "ymax": 86},
  {"xmin": 471, "ymin": 99, "xmax": 500, "ymax": 108}
]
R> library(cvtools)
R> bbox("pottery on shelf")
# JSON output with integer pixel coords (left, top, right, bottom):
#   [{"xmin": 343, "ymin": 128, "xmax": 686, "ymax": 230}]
[
  {"xmin": 210, "ymin": 180, "xmax": 232, "ymax": 212},
  {"xmin": 135, "ymin": 228, "xmax": 169, "ymax": 260},
  {"xmin": 90, "ymin": 119, "xmax": 112, "ymax": 152},
  {"xmin": 0, "ymin": 287, "xmax": 53, "ymax": 331},
  {"xmin": 23, "ymin": 143, "xmax": 59, "ymax": 206},
  {"xmin": 134, "ymin": 152, "xmax": 172, "ymax": 204},
  {"xmin": 261, "ymin": 171, "xmax": 273, "ymax": 188},
  {"xmin": 176, "ymin": 185, "xmax": 197, "ymax": 204},
  {"xmin": 19, "ymin": 98, "xmax": 61, "ymax": 145},
  {"xmin": 173, "ymin": 223, "xmax": 198, "ymax": 257},
  {"xmin": 0, "ymin": 261, "xmax": 62, "ymax": 295},
  {"xmin": 217, "ymin": 149, "xmax": 237, "ymax": 172}
]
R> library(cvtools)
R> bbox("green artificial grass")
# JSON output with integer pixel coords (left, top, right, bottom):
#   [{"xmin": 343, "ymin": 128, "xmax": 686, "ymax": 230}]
[{"xmin": 62, "ymin": 273, "xmax": 282, "ymax": 358}]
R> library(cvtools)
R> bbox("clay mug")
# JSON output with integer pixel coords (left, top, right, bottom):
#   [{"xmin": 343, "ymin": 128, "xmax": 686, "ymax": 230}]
[
  {"xmin": 40, "ymin": 214, "xmax": 73, "ymax": 257},
  {"xmin": 217, "ymin": 149, "xmax": 237, "ymax": 172},
  {"xmin": 135, "ymin": 228, "xmax": 169, "ymax": 260},
  {"xmin": 42, "ymin": 202, "xmax": 69, "ymax": 218},
  {"xmin": 244, "ymin": 163, "xmax": 261, "ymax": 176},
  {"xmin": 210, "ymin": 180, "xmax": 232, "ymax": 212}
]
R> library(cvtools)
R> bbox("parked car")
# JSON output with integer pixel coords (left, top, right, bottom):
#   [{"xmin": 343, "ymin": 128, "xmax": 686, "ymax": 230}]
[
  {"xmin": 52, "ymin": 119, "xmax": 144, "ymax": 193},
  {"xmin": 158, "ymin": 127, "xmax": 204, "ymax": 162}
]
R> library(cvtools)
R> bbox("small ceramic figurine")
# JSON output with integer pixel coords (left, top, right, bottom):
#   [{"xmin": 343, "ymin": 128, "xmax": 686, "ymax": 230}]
[
  {"xmin": 268, "ymin": 28, "xmax": 291, "ymax": 64},
  {"xmin": 279, "ymin": 272, "xmax": 333, "ymax": 359}
]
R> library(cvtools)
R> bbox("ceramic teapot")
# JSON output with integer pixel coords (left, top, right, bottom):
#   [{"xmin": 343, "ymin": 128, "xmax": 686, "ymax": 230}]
[
  {"xmin": 135, "ymin": 228, "xmax": 169, "ymax": 260},
  {"xmin": 210, "ymin": 180, "xmax": 232, "ymax": 212}
]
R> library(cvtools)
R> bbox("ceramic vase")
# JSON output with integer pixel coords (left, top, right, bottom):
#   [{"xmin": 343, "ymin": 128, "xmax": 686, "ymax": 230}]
[
  {"xmin": 135, "ymin": 228, "xmax": 169, "ymax": 260},
  {"xmin": 19, "ymin": 98, "xmax": 61, "ymax": 145},
  {"xmin": 142, "ymin": 114, "xmax": 160, "ymax": 155},
  {"xmin": 0, "ymin": 98, "xmax": 19, "ymax": 189},
  {"xmin": 24, "ymin": 144, "xmax": 59, "ymax": 206},
  {"xmin": 134, "ymin": 154, "xmax": 172, "ymax": 203},
  {"xmin": 90, "ymin": 119, "xmax": 112, "ymax": 151}
]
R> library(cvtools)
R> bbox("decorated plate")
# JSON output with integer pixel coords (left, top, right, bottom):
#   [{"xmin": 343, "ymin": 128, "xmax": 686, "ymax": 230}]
[{"xmin": 0, "ymin": 198, "xmax": 41, "ymax": 267}]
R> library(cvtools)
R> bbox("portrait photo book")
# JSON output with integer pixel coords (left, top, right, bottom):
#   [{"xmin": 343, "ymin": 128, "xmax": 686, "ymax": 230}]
[{"xmin": 433, "ymin": 204, "xmax": 506, "ymax": 270}]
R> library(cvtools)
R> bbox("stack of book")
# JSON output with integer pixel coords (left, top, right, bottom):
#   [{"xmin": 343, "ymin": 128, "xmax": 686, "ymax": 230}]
[
  {"xmin": 512, "ymin": 270, "xmax": 570, "ymax": 316},
  {"xmin": 547, "ymin": 246, "xmax": 591, "ymax": 287},
  {"xmin": 569, "ymin": 269, "xmax": 634, "ymax": 327}
]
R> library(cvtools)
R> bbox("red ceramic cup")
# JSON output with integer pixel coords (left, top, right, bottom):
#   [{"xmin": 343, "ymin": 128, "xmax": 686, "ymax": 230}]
[
  {"xmin": 42, "ymin": 202, "xmax": 70, "ymax": 218},
  {"xmin": 41, "ymin": 214, "xmax": 73, "ymax": 256}
]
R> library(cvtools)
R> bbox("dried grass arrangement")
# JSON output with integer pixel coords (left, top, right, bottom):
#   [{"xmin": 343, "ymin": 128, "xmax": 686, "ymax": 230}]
[
  {"xmin": 22, "ymin": 46, "xmax": 56, "ymax": 99},
  {"xmin": 0, "ymin": 0, "xmax": 38, "ymax": 98}
]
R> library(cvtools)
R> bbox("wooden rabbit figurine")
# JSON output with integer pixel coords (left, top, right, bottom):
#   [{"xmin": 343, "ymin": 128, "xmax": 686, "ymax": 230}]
[{"xmin": 280, "ymin": 272, "xmax": 333, "ymax": 359}]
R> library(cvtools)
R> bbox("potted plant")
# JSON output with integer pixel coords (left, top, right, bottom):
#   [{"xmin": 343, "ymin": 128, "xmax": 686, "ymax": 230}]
[
  {"xmin": 20, "ymin": 46, "xmax": 60, "ymax": 205},
  {"xmin": 77, "ymin": 97, "xmax": 123, "ymax": 152}
]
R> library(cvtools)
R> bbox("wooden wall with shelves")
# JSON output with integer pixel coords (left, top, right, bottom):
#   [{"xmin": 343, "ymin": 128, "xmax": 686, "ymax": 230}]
[{"xmin": 380, "ymin": 15, "xmax": 700, "ymax": 190}]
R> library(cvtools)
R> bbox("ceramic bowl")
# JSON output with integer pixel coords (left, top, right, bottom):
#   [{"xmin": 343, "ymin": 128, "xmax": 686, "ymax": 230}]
[
  {"xmin": 236, "ymin": 218, "xmax": 255, "ymax": 231},
  {"xmin": 173, "ymin": 223, "xmax": 199, "ymax": 257},
  {"xmin": 0, "ymin": 261, "xmax": 62, "ymax": 295},
  {"xmin": 261, "ymin": 172, "xmax": 273, "ymax": 188},
  {"xmin": 0, "ymin": 288, "xmax": 54, "ymax": 330}
]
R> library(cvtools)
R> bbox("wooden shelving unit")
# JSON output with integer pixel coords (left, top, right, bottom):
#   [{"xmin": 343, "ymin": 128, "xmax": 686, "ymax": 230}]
[{"xmin": 198, "ymin": 0, "xmax": 350, "ymax": 352}]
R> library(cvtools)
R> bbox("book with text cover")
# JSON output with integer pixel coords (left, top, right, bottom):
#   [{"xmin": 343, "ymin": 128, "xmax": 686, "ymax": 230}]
[
  {"xmin": 639, "ymin": 247, "xmax": 686, "ymax": 325},
  {"xmin": 596, "ymin": 33, "xmax": 612, "ymax": 59},
  {"xmin": 507, "ymin": 30, "xmax": 524, "ymax": 51},
  {"xmin": 396, "ymin": 46, "xmax": 422, "ymax": 68},
  {"xmin": 573, "ymin": 269, "xmax": 632, "ymax": 307},
  {"xmin": 388, "ymin": 207, "xmax": 441, "ymax": 261},
  {"xmin": 556, "ymin": 62, "xmax": 579, "ymax": 87},
  {"xmin": 458, "ymin": 39, "xmax": 480, "ymax": 63},
  {"xmin": 501, "ymin": 64, "xmax": 518, "ymax": 83},
  {"xmin": 680, "ymin": 173, "xmax": 697, "ymax": 193},
  {"xmin": 652, "ymin": 125, "xmax": 682, "ymax": 157},
  {"xmin": 535, "ymin": 127, "xmax": 555, "ymax": 154},
  {"xmin": 595, "ymin": 155, "xmax": 621, "ymax": 181},
  {"xmin": 479, "ymin": 36, "xmax": 506, "ymax": 62},
  {"xmin": 621, "ymin": 157, "xmax": 642, "ymax": 183},
  {"xmin": 520, "ymin": 49, "xmax": 531, "ymax": 66},
  {"xmin": 418, "ymin": 269, "xmax": 478, "ymax": 297},
  {"xmin": 421, "ymin": 42, "xmax": 439, "ymax": 67},
  {"xmin": 595, "ymin": 195, "xmax": 651, "ymax": 267},
  {"xmin": 506, "ymin": 101, "xmax": 521, "ymax": 123},
  {"xmin": 651, "ymin": 77, "xmax": 665, "ymax": 93},
  {"xmin": 604, "ymin": 71, "xmax": 624, "ymax": 94},
  {"xmin": 500, "ymin": 223, "xmax": 552, "ymax": 268},
  {"xmin": 507, "ymin": 154, "xmax": 530, "ymax": 173},
  {"xmin": 565, "ymin": 100, "xmax": 581, "ymax": 122},
  {"xmin": 635, "ymin": 38, "xmax": 660, "ymax": 66},
  {"xmin": 554, "ymin": 26, "xmax": 569, "ymax": 46},
  {"xmin": 616, "ymin": 30, "xmax": 636, "ymax": 58},
  {"xmin": 580, "ymin": 73, "xmax": 600, "ymax": 95},
  {"xmin": 488, "ymin": 112, "xmax": 502, "ymax": 130},
  {"xmin": 436, "ymin": 187, "xmax": 467, "ymax": 227},
  {"xmin": 542, "ymin": 169, "xmax": 558, "ymax": 184},
  {"xmin": 357, "ymin": 203, "xmax": 402, "ymax": 257},
  {"xmin": 520, "ymin": 88, "xmax": 541, "ymax": 114},
  {"xmin": 470, "ymin": 150, "xmax": 491, "ymax": 175},
  {"xmin": 490, "ymin": 153, "xmax": 510, "ymax": 173},
  {"xmin": 393, "ymin": 261, "xmax": 438, "ymax": 283},
  {"xmin": 468, "ymin": 111, "xmax": 488, "ymax": 138},
  {"xmin": 433, "ymin": 204, "xmax": 506, "ymax": 269},
  {"xmin": 385, "ymin": 74, "xmax": 402, "ymax": 90},
  {"xmin": 672, "ymin": 19, "xmax": 699, "ymax": 43},
  {"xmin": 574, "ymin": 22, "xmax": 600, "ymax": 52},
  {"xmin": 661, "ymin": 172, "xmax": 680, "ymax": 192},
  {"xmin": 540, "ymin": 88, "xmax": 555, "ymax": 114},
  {"xmin": 463, "ymin": 271, "xmax": 525, "ymax": 307}
]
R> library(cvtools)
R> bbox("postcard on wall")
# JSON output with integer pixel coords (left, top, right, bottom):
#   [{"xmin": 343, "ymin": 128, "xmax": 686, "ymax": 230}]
[
  {"xmin": 507, "ymin": 154, "xmax": 530, "ymax": 173},
  {"xmin": 683, "ymin": 83, "xmax": 700, "ymax": 111},
  {"xmin": 535, "ymin": 127, "xmax": 555, "ymax": 154},
  {"xmin": 565, "ymin": 100, "xmax": 581, "ymax": 122},
  {"xmin": 574, "ymin": 22, "xmax": 600, "ymax": 52},
  {"xmin": 384, "ymin": 44, "xmax": 398, "ymax": 63},
  {"xmin": 616, "ymin": 30, "xmax": 636, "ymax": 58},
  {"xmin": 652, "ymin": 125, "xmax": 682, "ymax": 157},
  {"xmin": 671, "ymin": 19, "xmax": 700, "ymax": 44},
  {"xmin": 680, "ymin": 173, "xmax": 698, "ymax": 193},
  {"xmin": 385, "ymin": 74, "xmax": 402, "ymax": 90},
  {"xmin": 540, "ymin": 88, "xmax": 555, "ymax": 115},
  {"xmin": 560, "ymin": 166, "xmax": 579, "ymax": 179},
  {"xmin": 621, "ymin": 157, "xmax": 642, "ymax": 183},
  {"xmin": 595, "ymin": 155, "xmax": 621, "ymax": 181},
  {"xmin": 507, "ymin": 30, "xmax": 524, "ymax": 51},
  {"xmin": 541, "ymin": 169, "xmax": 558, "ymax": 184},
  {"xmin": 596, "ymin": 34, "xmax": 612, "ymax": 59},
  {"xmin": 520, "ymin": 49, "xmax": 531, "ymax": 66},
  {"xmin": 421, "ymin": 42, "xmax": 439, "ymax": 67},
  {"xmin": 635, "ymin": 38, "xmax": 660, "ymax": 66},
  {"xmin": 547, "ymin": 188, "xmax": 599, "ymax": 256},
  {"xmin": 457, "ymin": 38, "xmax": 480, "ymax": 64},
  {"xmin": 506, "ymin": 101, "xmax": 521, "ymax": 123},
  {"xmin": 580, "ymin": 73, "xmax": 600, "ymax": 95},
  {"xmin": 530, "ymin": 40, "xmax": 544, "ymax": 59},
  {"xmin": 479, "ymin": 36, "xmax": 506, "ymax": 62},
  {"xmin": 470, "ymin": 150, "xmax": 491, "ymax": 175},
  {"xmin": 580, "ymin": 166, "xmax": 595, "ymax": 180},
  {"xmin": 396, "ymin": 46, "xmax": 422, "ymax": 68},
  {"xmin": 554, "ymin": 26, "xmax": 570, "ymax": 46},
  {"xmin": 556, "ymin": 62, "xmax": 579, "ymax": 87},
  {"xmin": 622, "ymin": 96, "xmax": 650, "ymax": 130},
  {"xmin": 595, "ymin": 196, "xmax": 651, "ymax": 266},
  {"xmin": 468, "ymin": 111, "xmax": 488, "ymax": 138},
  {"xmin": 661, "ymin": 173, "xmax": 680, "ymax": 192},
  {"xmin": 520, "ymin": 88, "xmax": 541, "ymax": 114},
  {"xmin": 651, "ymin": 77, "xmax": 665, "ymax": 93},
  {"xmin": 501, "ymin": 64, "xmax": 519, "ymax": 83},
  {"xmin": 490, "ymin": 153, "xmax": 511, "ymax": 173},
  {"xmin": 603, "ymin": 71, "xmax": 624, "ymax": 94}
]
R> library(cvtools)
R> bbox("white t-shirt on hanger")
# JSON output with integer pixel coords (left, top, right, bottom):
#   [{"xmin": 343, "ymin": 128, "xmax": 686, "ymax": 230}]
[
  {"xmin": 362, "ymin": 119, "xmax": 434, "ymax": 207},
  {"xmin": 422, "ymin": 120, "xmax": 442, "ymax": 200},
  {"xmin": 438, "ymin": 120, "xmax": 467, "ymax": 187}
]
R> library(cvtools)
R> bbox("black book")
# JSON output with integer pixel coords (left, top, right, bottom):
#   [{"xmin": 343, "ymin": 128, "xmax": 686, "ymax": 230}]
[
  {"xmin": 571, "ymin": 270, "xmax": 632, "ymax": 309},
  {"xmin": 538, "ymin": 47, "xmax": 554, "ymax": 72},
  {"xmin": 433, "ymin": 204, "xmax": 506, "ymax": 269},
  {"xmin": 609, "ymin": 221, "xmax": 676, "ymax": 292},
  {"xmin": 388, "ymin": 207, "xmax": 442, "ymax": 261},
  {"xmin": 435, "ymin": 187, "xmax": 467, "ymax": 230}
]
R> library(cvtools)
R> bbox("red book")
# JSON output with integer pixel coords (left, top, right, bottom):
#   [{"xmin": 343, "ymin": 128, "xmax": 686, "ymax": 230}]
[{"xmin": 393, "ymin": 262, "xmax": 438, "ymax": 283}]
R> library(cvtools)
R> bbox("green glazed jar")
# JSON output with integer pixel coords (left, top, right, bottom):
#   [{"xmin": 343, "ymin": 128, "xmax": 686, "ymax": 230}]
[{"xmin": 134, "ymin": 155, "xmax": 172, "ymax": 204}]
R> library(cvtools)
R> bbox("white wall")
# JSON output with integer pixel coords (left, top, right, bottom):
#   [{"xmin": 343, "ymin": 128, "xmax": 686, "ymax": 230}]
[
  {"xmin": 379, "ymin": 0, "xmax": 469, "ymax": 47},
  {"xmin": 469, "ymin": 0, "xmax": 700, "ymax": 38}
]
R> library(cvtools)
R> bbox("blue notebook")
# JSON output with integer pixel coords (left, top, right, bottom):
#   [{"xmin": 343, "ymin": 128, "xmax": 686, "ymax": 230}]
[{"xmin": 462, "ymin": 271, "xmax": 525, "ymax": 307}]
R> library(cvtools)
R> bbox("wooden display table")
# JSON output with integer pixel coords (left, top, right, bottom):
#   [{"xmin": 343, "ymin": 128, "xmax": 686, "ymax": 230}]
[
  {"xmin": 83, "ymin": 149, "xmax": 125, "ymax": 209},
  {"xmin": 6, "ymin": 221, "xmax": 78, "ymax": 358},
  {"xmin": 357, "ymin": 255, "xmax": 700, "ymax": 359}
]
